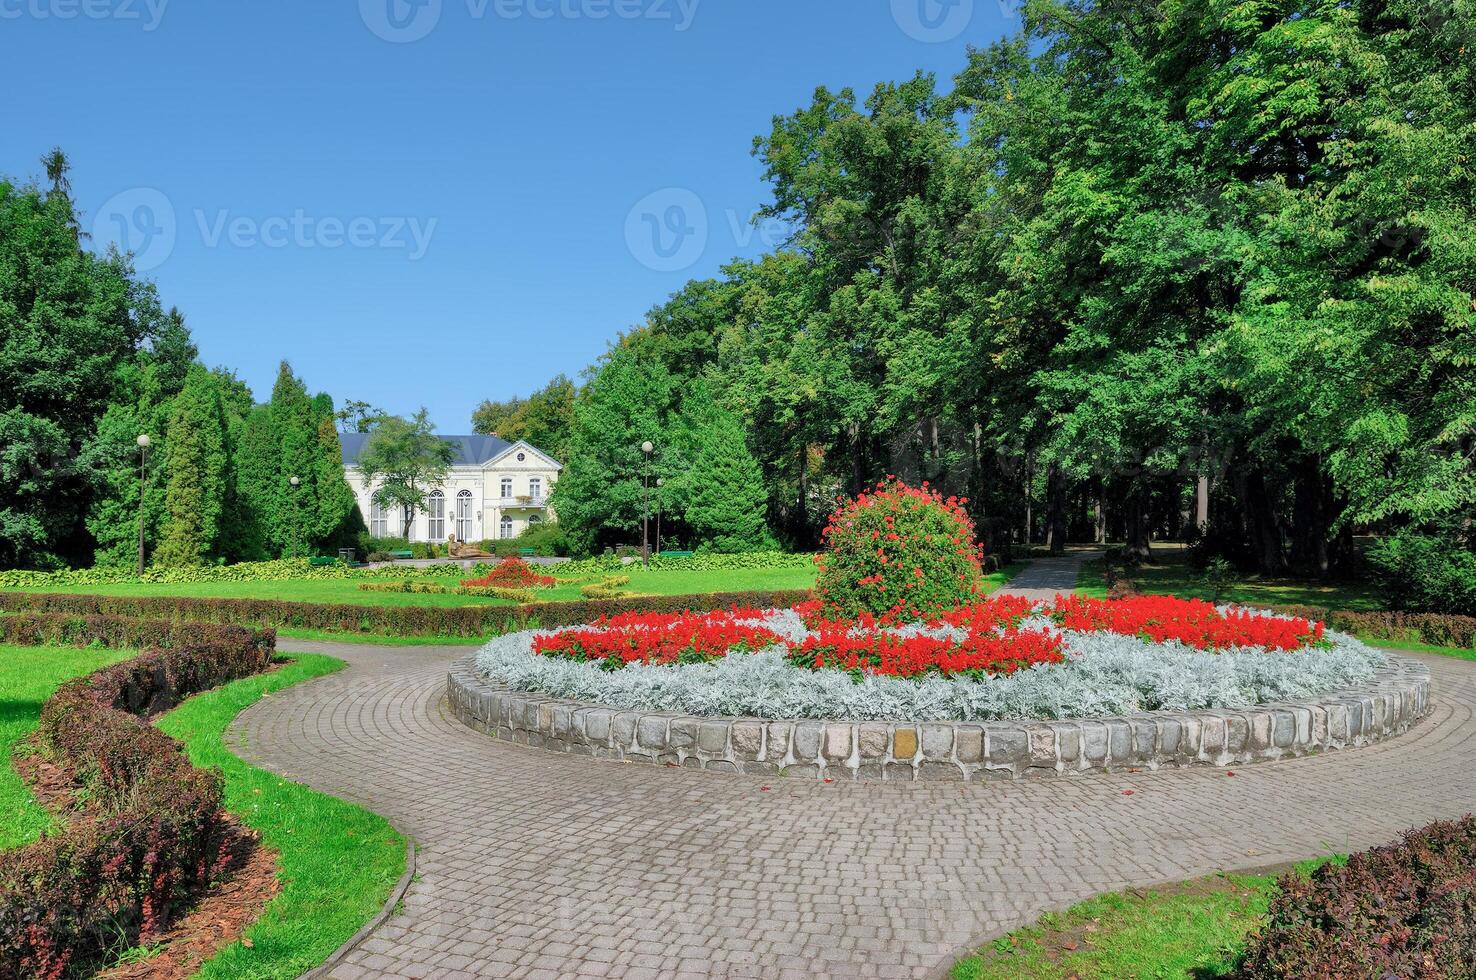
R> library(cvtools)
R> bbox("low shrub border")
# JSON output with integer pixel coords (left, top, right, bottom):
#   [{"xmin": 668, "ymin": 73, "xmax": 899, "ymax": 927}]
[
  {"xmin": 0, "ymin": 589, "xmax": 815, "ymax": 639},
  {"xmin": 1235, "ymin": 816, "xmax": 1476, "ymax": 976},
  {"xmin": 447, "ymin": 652, "xmax": 1431, "ymax": 781},
  {"xmin": 0, "ymin": 616, "xmax": 274, "ymax": 977}
]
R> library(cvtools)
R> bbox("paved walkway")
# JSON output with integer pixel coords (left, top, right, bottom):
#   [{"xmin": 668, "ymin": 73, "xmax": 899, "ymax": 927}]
[
  {"xmin": 996, "ymin": 549, "xmax": 1100, "ymax": 601},
  {"xmin": 229, "ymin": 606, "xmax": 1476, "ymax": 978}
]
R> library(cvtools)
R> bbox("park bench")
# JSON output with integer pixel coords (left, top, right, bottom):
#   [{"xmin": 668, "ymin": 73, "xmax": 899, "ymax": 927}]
[
  {"xmin": 518, "ymin": 548, "xmax": 538, "ymax": 558},
  {"xmin": 308, "ymin": 556, "xmax": 339, "ymax": 567},
  {"xmin": 658, "ymin": 550, "xmax": 695, "ymax": 559},
  {"xmin": 388, "ymin": 549, "xmax": 414, "ymax": 560}
]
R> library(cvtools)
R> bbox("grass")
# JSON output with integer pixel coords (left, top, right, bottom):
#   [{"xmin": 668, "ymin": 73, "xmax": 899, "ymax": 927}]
[
  {"xmin": 952, "ymin": 858, "xmax": 1338, "ymax": 980},
  {"xmin": 155, "ymin": 654, "xmax": 405, "ymax": 979},
  {"xmin": 0, "ymin": 565, "xmax": 817, "ymax": 608},
  {"xmin": 1074, "ymin": 555, "xmax": 1384, "ymax": 611},
  {"xmin": 0, "ymin": 644, "xmax": 134, "ymax": 851}
]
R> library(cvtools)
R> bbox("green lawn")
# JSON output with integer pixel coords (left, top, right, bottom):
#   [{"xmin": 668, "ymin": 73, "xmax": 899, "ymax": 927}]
[
  {"xmin": 1075, "ymin": 556, "xmax": 1384, "ymax": 611},
  {"xmin": 156, "ymin": 654, "xmax": 405, "ymax": 978},
  {"xmin": 0, "ymin": 644, "xmax": 133, "ymax": 851},
  {"xmin": 952, "ymin": 858, "xmax": 1337, "ymax": 980},
  {"xmin": 1, "ymin": 565, "xmax": 817, "ymax": 609}
]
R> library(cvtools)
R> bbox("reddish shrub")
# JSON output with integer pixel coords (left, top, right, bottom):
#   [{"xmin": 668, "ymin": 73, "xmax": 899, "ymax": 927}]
[
  {"xmin": 814, "ymin": 479, "xmax": 986, "ymax": 623},
  {"xmin": 461, "ymin": 558, "xmax": 555, "ymax": 590},
  {"xmin": 0, "ymin": 619, "xmax": 274, "ymax": 978},
  {"xmin": 1236, "ymin": 817, "xmax": 1476, "ymax": 978}
]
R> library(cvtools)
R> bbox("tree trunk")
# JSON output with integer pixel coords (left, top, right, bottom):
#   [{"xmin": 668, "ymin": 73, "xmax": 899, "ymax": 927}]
[
  {"xmin": 1195, "ymin": 475, "xmax": 1211, "ymax": 529},
  {"xmin": 1094, "ymin": 488, "xmax": 1107, "ymax": 545},
  {"xmin": 1241, "ymin": 468, "xmax": 1284, "ymax": 575},
  {"xmin": 1046, "ymin": 464, "xmax": 1068, "ymax": 556},
  {"xmin": 1124, "ymin": 488, "xmax": 1153, "ymax": 561}
]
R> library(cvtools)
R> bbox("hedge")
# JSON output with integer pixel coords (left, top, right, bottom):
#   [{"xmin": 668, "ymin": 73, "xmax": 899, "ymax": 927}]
[
  {"xmin": 0, "ymin": 618, "xmax": 274, "ymax": 978},
  {"xmin": 0, "ymin": 590, "xmax": 816, "ymax": 638},
  {"xmin": 1236, "ymin": 816, "xmax": 1476, "ymax": 977}
]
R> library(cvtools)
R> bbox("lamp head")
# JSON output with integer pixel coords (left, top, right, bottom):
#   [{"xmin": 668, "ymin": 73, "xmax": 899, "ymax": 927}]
[
  {"xmin": 136, "ymin": 434, "xmax": 151, "ymax": 449},
  {"xmin": 641, "ymin": 441, "xmax": 654, "ymax": 455}
]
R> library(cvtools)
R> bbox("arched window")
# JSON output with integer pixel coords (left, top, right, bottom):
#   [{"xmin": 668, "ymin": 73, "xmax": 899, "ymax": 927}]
[
  {"xmin": 528, "ymin": 514, "xmax": 543, "ymax": 526},
  {"xmin": 457, "ymin": 490, "xmax": 474, "ymax": 542},
  {"xmin": 500, "ymin": 516, "xmax": 514, "ymax": 540},
  {"xmin": 369, "ymin": 499, "xmax": 388, "ymax": 537},
  {"xmin": 427, "ymin": 491, "xmax": 446, "ymax": 540}
]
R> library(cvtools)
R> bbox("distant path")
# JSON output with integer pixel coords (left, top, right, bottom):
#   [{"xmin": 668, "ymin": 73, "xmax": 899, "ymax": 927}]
[
  {"xmin": 998, "ymin": 549, "xmax": 1101, "ymax": 601},
  {"xmin": 224, "ymin": 563, "xmax": 1476, "ymax": 979}
]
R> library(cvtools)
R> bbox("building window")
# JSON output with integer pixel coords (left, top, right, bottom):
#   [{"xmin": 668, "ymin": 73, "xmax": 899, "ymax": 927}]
[
  {"xmin": 528, "ymin": 514, "xmax": 543, "ymax": 526},
  {"xmin": 500, "ymin": 477, "xmax": 513, "ymax": 499},
  {"xmin": 529, "ymin": 477, "xmax": 542, "ymax": 502},
  {"xmin": 500, "ymin": 516, "xmax": 514, "ymax": 539},
  {"xmin": 457, "ymin": 490, "xmax": 474, "ymax": 542},
  {"xmin": 370, "ymin": 499, "xmax": 388, "ymax": 537},
  {"xmin": 428, "ymin": 491, "xmax": 446, "ymax": 540},
  {"xmin": 516, "ymin": 452, "xmax": 526, "ymax": 462}
]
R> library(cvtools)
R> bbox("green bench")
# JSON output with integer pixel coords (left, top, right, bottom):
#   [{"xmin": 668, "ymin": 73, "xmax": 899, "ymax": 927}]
[
  {"xmin": 308, "ymin": 556, "xmax": 340, "ymax": 567},
  {"xmin": 658, "ymin": 550, "xmax": 695, "ymax": 559},
  {"xmin": 388, "ymin": 549, "xmax": 414, "ymax": 560},
  {"xmin": 519, "ymin": 548, "xmax": 537, "ymax": 558}
]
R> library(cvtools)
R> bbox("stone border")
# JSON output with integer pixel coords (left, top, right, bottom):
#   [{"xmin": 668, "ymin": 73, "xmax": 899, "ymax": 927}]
[{"xmin": 447, "ymin": 655, "xmax": 1431, "ymax": 781}]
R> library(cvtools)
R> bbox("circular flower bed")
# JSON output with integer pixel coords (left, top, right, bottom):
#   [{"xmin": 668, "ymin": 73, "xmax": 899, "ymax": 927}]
[{"xmin": 476, "ymin": 595, "xmax": 1384, "ymax": 723}]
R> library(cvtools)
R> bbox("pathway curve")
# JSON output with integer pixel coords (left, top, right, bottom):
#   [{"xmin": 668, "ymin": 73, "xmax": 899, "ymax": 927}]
[
  {"xmin": 231, "ymin": 609, "xmax": 1475, "ymax": 979},
  {"xmin": 996, "ymin": 549, "xmax": 1100, "ymax": 601}
]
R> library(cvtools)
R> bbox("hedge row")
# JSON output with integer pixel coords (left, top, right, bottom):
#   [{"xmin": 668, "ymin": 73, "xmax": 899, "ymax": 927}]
[
  {"xmin": 0, "ymin": 618, "xmax": 275, "ymax": 978},
  {"xmin": 0, "ymin": 590, "xmax": 817, "ymax": 638},
  {"xmin": 0, "ymin": 557, "xmax": 496, "ymax": 589},
  {"xmin": 1236, "ymin": 816, "xmax": 1476, "ymax": 977}
]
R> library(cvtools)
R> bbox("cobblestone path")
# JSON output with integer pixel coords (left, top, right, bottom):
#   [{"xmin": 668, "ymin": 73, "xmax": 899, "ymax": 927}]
[{"xmin": 231, "ymin": 624, "xmax": 1475, "ymax": 977}]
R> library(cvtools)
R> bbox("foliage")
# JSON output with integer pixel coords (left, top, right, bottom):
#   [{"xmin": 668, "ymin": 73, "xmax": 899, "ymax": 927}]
[
  {"xmin": 461, "ymin": 558, "xmax": 556, "ymax": 589},
  {"xmin": 1236, "ymin": 817, "xmax": 1476, "ymax": 978},
  {"xmin": 471, "ymin": 374, "xmax": 577, "ymax": 462},
  {"xmin": 0, "ymin": 622, "xmax": 274, "ymax": 978},
  {"xmin": 1368, "ymin": 532, "xmax": 1476, "ymax": 617},
  {"xmin": 815, "ymin": 480, "xmax": 985, "ymax": 622},
  {"xmin": 667, "ymin": 381, "xmax": 774, "ymax": 553},
  {"xmin": 513, "ymin": 520, "xmax": 572, "ymax": 557},
  {"xmin": 153, "ymin": 366, "xmax": 230, "ymax": 567},
  {"xmin": 355, "ymin": 409, "xmax": 453, "ymax": 538},
  {"xmin": 1203, "ymin": 557, "xmax": 1237, "ymax": 604}
]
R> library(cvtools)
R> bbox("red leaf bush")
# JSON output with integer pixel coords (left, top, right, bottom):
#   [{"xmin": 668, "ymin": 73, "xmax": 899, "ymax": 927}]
[
  {"xmin": 1235, "ymin": 816, "xmax": 1476, "ymax": 978},
  {"xmin": 461, "ymin": 558, "xmax": 556, "ymax": 590},
  {"xmin": 814, "ymin": 479, "xmax": 986, "ymax": 623},
  {"xmin": 0, "ymin": 618, "xmax": 274, "ymax": 978}
]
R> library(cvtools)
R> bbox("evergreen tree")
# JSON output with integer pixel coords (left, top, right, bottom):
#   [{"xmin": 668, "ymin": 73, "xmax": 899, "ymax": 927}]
[
  {"xmin": 269, "ymin": 362, "xmax": 319, "ymax": 557},
  {"xmin": 153, "ymin": 366, "xmax": 228, "ymax": 566},
  {"xmin": 230, "ymin": 404, "xmax": 279, "ymax": 561},
  {"xmin": 671, "ymin": 383, "xmax": 772, "ymax": 552},
  {"xmin": 313, "ymin": 415, "xmax": 363, "ymax": 551}
]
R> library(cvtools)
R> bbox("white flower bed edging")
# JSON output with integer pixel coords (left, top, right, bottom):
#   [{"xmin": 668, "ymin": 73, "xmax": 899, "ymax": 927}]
[{"xmin": 447, "ymin": 652, "xmax": 1432, "ymax": 781}]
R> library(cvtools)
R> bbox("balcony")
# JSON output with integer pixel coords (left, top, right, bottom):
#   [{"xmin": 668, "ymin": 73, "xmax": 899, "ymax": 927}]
[{"xmin": 496, "ymin": 496, "xmax": 548, "ymax": 509}]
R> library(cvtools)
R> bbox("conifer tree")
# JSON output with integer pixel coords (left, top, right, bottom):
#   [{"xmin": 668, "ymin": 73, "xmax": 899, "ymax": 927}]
[{"xmin": 153, "ymin": 366, "xmax": 228, "ymax": 566}]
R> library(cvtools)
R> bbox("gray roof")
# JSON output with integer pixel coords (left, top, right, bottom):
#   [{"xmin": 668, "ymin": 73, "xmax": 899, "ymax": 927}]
[{"xmin": 340, "ymin": 433, "xmax": 533, "ymax": 467}]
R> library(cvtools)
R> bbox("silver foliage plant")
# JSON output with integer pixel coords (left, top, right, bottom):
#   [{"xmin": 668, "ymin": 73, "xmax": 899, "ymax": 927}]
[{"xmin": 474, "ymin": 607, "xmax": 1386, "ymax": 723}]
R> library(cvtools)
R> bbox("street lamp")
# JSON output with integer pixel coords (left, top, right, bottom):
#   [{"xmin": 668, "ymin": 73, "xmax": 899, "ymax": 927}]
[
  {"xmin": 641, "ymin": 441, "xmax": 654, "ymax": 567},
  {"xmin": 655, "ymin": 477, "xmax": 664, "ymax": 557},
  {"xmin": 288, "ymin": 475, "xmax": 301, "ymax": 558},
  {"xmin": 136, "ymin": 434, "xmax": 150, "ymax": 575}
]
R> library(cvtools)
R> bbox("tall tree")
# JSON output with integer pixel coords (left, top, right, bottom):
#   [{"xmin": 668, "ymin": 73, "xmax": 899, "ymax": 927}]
[
  {"xmin": 153, "ymin": 366, "xmax": 229, "ymax": 566},
  {"xmin": 669, "ymin": 383, "xmax": 772, "ymax": 552},
  {"xmin": 356, "ymin": 409, "xmax": 453, "ymax": 538}
]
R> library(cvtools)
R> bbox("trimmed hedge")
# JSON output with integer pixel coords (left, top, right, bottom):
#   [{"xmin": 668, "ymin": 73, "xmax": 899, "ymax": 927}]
[
  {"xmin": 0, "ymin": 590, "xmax": 816, "ymax": 639},
  {"xmin": 1267, "ymin": 605, "xmax": 1476, "ymax": 650},
  {"xmin": 0, "ymin": 618, "xmax": 274, "ymax": 978},
  {"xmin": 1236, "ymin": 816, "xmax": 1476, "ymax": 978}
]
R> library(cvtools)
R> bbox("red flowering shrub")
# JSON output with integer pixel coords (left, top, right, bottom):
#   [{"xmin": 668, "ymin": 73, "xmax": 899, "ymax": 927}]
[
  {"xmin": 792, "ymin": 626, "xmax": 1064, "ymax": 679},
  {"xmin": 814, "ymin": 479, "xmax": 986, "ymax": 623},
  {"xmin": 461, "ymin": 558, "xmax": 556, "ymax": 590},
  {"xmin": 532, "ymin": 608, "xmax": 783, "ymax": 670},
  {"xmin": 1052, "ymin": 595, "xmax": 1324, "ymax": 651}
]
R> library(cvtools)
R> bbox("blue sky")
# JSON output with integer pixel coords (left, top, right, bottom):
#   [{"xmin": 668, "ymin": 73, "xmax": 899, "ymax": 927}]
[{"xmin": 3, "ymin": 0, "xmax": 1016, "ymax": 431}]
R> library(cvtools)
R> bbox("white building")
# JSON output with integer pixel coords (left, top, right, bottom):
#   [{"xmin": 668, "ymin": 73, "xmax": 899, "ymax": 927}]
[{"xmin": 342, "ymin": 433, "xmax": 562, "ymax": 543}]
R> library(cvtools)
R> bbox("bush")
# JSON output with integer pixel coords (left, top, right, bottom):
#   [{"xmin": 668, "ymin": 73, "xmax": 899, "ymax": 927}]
[
  {"xmin": 514, "ymin": 522, "xmax": 572, "ymax": 557},
  {"xmin": 1369, "ymin": 533, "xmax": 1476, "ymax": 617},
  {"xmin": 461, "ymin": 558, "xmax": 556, "ymax": 590},
  {"xmin": 0, "ymin": 619, "xmax": 274, "ymax": 978},
  {"xmin": 0, "ymin": 557, "xmax": 496, "ymax": 589},
  {"xmin": 0, "ymin": 589, "xmax": 816, "ymax": 638},
  {"xmin": 1236, "ymin": 817, "xmax": 1476, "ymax": 978},
  {"xmin": 814, "ymin": 479, "xmax": 985, "ymax": 622}
]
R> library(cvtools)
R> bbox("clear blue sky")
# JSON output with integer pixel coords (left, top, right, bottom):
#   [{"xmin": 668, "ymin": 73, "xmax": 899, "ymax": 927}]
[{"xmin": 3, "ymin": 0, "xmax": 1016, "ymax": 431}]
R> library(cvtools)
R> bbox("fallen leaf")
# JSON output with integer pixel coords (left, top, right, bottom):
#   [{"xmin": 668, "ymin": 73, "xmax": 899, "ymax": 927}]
[{"xmin": 1122, "ymin": 789, "xmax": 1135, "ymax": 796}]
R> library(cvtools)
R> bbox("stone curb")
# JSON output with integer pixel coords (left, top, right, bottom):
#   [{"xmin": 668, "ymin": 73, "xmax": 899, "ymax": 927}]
[
  {"xmin": 446, "ymin": 655, "xmax": 1431, "ymax": 781},
  {"xmin": 301, "ymin": 836, "xmax": 417, "ymax": 978}
]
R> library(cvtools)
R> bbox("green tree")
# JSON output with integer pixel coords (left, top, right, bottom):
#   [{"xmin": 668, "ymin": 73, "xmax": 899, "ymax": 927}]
[
  {"xmin": 669, "ymin": 383, "xmax": 772, "ymax": 552},
  {"xmin": 313, "ymin": 415, "xmax": 363, "ymax": 551},
  {"xmin": 356, "ymin": 409, "xmax": 453, "ymax": 538},
  {"xmin": 228, "ymin": 404, "xmax": 277, "ymax": 562},
  {"xmin": 268, "ymin": 362, "xmax": 321, "ymax": 556},
  {"xmin": 153, "ymin": 366, "xmax": 229, "ymax": 566},
  {"xmin": 471, "ymin": 375, "xmax": 578, "ymax": 461}
]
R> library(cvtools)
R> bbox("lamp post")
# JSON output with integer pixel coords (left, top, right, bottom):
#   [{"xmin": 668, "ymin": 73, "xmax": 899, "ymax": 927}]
[
  {"xmin": 288, "ymin": 475, "xmax": 301, "ymax": 558},
  {"xmin": 135, "ymin": 434, "xmax": 150, "ymax": 575},
  {"xmin": 641, "ymin": 441, "xmax": 654, "ymax": 567}
]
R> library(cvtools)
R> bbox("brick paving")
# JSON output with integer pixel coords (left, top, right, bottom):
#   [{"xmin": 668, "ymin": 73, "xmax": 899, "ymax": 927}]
[{"xmin": 231, "ymin": 621, "xmax": 1476, "ymax": 977}]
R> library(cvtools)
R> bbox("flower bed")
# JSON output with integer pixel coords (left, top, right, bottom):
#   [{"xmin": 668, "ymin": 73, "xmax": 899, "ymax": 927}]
[
  {"xmin": 477, "ymin": 596, "xmax": 1382, "ymax": 722},
  {"xmin": 462, "ymin": 558, "xmax": 556, "ymax": 590}
]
